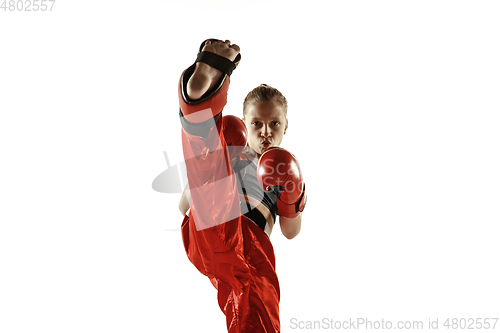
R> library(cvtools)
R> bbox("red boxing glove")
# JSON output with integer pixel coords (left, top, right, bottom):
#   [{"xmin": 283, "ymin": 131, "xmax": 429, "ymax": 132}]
[
  {"xmin": 257, "ymin": 147, "xmax": 307, "ymax": 218},
  {"xmin": 222, "ymin": 115, "xmax": 248, "ymax": 159}
]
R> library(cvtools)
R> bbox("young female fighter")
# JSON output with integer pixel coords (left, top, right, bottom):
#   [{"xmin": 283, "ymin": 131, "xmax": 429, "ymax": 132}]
[{"xmin": 177, "ymin": 39, "xmax": 306, "ymax": 333}]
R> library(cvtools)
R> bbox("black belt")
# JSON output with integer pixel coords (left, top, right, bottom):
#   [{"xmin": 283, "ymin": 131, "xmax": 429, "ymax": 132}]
[{"xmin": 241, "ymin": 202, "xmax": 267, "ymax": 231}]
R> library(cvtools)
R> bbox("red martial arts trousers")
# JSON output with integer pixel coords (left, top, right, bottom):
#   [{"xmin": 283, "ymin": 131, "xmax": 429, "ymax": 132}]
[{"xmin": 180, "ymin": 116, "xmax": 280, "ymax": 333}]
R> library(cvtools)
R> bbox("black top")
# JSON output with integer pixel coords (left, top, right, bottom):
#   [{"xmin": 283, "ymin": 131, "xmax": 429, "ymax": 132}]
[{"xmin": 232, "ymin": 155, "xmax": 278, "ymax": 231}]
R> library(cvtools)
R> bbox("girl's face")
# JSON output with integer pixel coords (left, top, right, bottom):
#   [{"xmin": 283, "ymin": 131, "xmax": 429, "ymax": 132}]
[{"xmin": 243, "ymin": 100, "xmax": 288, "ymax": 157}]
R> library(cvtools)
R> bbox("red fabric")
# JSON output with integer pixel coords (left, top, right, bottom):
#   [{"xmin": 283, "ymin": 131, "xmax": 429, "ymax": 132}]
[{"xmin": 180, "ymin": 117, "xmax": 280, "ymax": 333}]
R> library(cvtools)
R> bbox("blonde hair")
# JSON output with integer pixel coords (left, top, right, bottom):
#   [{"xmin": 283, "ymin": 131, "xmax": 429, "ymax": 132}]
[{"xmin": 243, "ymin": 84, "xmax": 288, "ymax": 117}]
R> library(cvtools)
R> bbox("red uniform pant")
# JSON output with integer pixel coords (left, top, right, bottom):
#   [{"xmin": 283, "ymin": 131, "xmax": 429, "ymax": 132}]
[{"xmin": 180, "ymin": 117, "xmax": 280, "ymax": 333}]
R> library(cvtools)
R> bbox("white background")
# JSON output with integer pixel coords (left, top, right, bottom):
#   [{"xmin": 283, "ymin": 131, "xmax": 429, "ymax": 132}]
[{"xmin": 1, "ymin": 0, "xmax": 499, "ymax": 332}]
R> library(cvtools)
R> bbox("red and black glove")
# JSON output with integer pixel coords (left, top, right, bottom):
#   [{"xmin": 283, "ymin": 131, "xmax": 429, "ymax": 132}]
[
  {"xmin": 222, "ymin": 115, "xmax": 248, "ymax": 159},
  {"xmin": 257, "ymin": 147, "xmax": 307, "ymax": 218}
]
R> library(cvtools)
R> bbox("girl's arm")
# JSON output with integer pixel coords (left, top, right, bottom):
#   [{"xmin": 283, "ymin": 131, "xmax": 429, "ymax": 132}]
[
  {"xmin": 279, "ymin": 213, "xmax": 302, "ymax": 239},
  {"xmin": 178, "ymin": 184, "xmax": 191, "ymax": 216}
]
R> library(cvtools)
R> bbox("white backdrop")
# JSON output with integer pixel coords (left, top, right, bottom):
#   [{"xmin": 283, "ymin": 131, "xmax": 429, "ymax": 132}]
[{"xmin": 1, "ymin": 0, "xmax": 499, "ymax": 332}]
